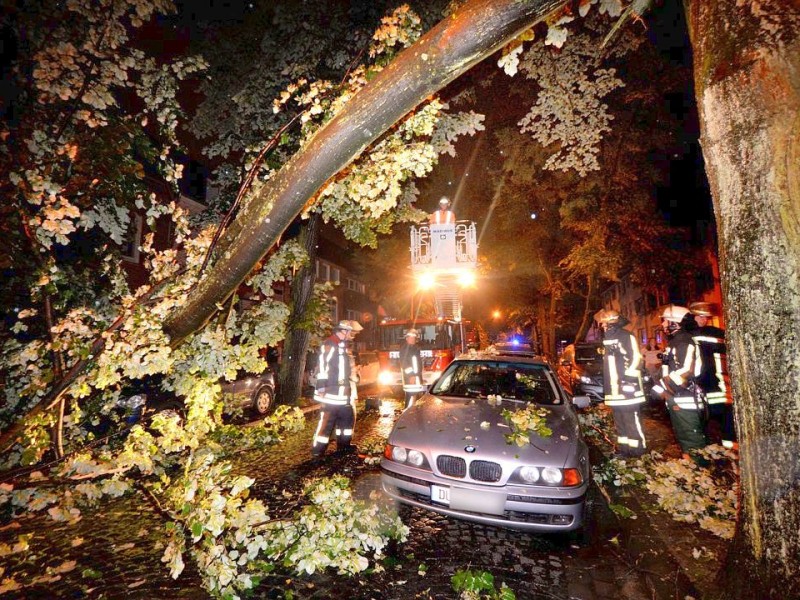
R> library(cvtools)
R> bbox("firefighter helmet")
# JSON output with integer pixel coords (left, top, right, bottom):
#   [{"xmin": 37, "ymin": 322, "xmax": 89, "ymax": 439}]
[
  {"xmin": 335, "ymin": 320, "xmax": 355, "ymax": 331},
  {"xmin": 688, "ymin": 302, "xmax": 714, "ymax": 317},
  {"xmin": 661, "ymin": 305, "xmax": 690, "ymax": 323},
  {"xmin": 404, "ymin": 328, "xmax": 419, "ymax": 338},
  {"xmin": 439, "ymin": 196, "xmax": 450, "ymax": 207},
  {"xmin": 596, "ymin": 309, "xmax": 620, "ymax": 325},
  {"xmin": 342, "ymin": 319, "xmax": 364, "ymax": 332}
]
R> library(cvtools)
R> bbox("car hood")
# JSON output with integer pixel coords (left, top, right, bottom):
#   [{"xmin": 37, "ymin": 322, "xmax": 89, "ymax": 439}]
[{"xmin": 389, "ymin": 394, "xmax": 582, "ymax": 468}]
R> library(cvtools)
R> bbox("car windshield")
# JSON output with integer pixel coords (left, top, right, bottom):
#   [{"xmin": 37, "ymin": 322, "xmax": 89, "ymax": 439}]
[
  {"xmin": 430, "ymin": 361, "xmax": 562, "ymax": 405},
  {"xmin": 575, "ymin": 345, "xmax": 602, "ymax": 363}
]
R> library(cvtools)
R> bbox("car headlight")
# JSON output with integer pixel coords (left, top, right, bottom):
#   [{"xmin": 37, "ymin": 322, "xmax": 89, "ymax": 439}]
[
  {"xmin": 541, "ymin": 467, "xmax": 563, "ymax": 484},
  {"xmin": 579, "ymin": 375, "xmax": 592, "ymax": 384},
  {"xmin": 407, "ymin": 449, "xmax": 425, "ymax": 466},
  {"xmin": 519, "ymin": 466, "xmax": 540, "ymax": 483},
  {"xmin": 378, "ymin": 371, "xmax": 394, "ymax": 385},
  {"xmin": 391, "ymin": 446, "xmax": 408, "ymax": 462}
]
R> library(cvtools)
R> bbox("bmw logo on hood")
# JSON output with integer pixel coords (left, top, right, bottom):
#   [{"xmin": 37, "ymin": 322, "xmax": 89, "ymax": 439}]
[{"xmin": 464, "ymin": 445, "xmax": 476, "ymax": 453}]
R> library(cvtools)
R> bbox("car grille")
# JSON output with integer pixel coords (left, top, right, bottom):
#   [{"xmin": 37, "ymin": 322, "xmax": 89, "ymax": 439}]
[
  {"xmin": 469, "ymin": 460, "xmax": 502, "ymax": 482},
  {"xmin": 436, "ymin": 456, "xmax": 503, "ymax": 482},
  {"xmin": 437, "ymin": 455, "xmax": 466, "ymax": 478}
]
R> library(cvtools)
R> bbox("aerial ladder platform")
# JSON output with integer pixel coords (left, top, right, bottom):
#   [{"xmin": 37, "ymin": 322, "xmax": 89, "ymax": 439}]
[{"xmin": 410, "ymin": 221, "xmax": 478, "ymax": 322}]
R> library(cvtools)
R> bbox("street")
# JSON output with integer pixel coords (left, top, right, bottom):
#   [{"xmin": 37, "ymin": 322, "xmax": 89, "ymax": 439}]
[{"xmin": 0, "ymin": 394, "xmax": 697, "ymax": 600}]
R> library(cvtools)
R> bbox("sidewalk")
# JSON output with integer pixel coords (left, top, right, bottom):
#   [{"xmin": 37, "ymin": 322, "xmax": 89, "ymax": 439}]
[{"xmin": 591, "ymin": 403, "xmax": 730, "ymax": 599}]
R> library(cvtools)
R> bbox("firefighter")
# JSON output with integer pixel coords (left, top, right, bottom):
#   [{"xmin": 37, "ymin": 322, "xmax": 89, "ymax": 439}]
[
  {"xmin": 428, "ymin": 196, "xmax": 456, "ymax": 225},
  {"xmin": 311, "ymin": 320, "xmax": 357, "ymax": 458},
  {"xmin": 343, "ymin": 319, "xmax": 364, "ymax": 404},
  {"xmin": 652, "ymin": 305, "xmax": 707, "ymax": 459},
  {"xmin": 689, "ymin": 302, "xmax": 737, "ymax": 450},
  {"xmin": 399, "ymin": 328, "xmax": 425, "ymax": 409},
  {"xmin": 596, "ymin": 309, "xmax": 647, "ymax": 457}
]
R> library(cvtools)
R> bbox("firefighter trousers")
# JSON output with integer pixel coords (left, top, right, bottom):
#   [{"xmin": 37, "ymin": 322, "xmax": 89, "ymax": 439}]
[
  {"xmin": 705, "ymin": 403, "xmax": 736, "ymax": 448},
  {"xmin": 311, "ymin": 403, "xmax": 355, "ymax": 456},
  {"xmin": 666, "ymin": 397, "xmax": 707, "ymax": 454},
  {"xmin": 609, "ymin": 403, "xmax": 647, "ymax": 456}
]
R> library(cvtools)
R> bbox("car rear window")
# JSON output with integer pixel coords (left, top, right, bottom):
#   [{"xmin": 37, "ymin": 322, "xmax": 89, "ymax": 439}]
[
  {"xmin": 575, "ymin": 345, "xmax": 602, "ymax": 363},
  {"xmin": 430, "ymin": 361, "xmax": 561, "ymax": 405}
]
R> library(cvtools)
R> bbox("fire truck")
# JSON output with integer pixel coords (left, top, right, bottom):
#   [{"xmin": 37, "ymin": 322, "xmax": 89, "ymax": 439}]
[
  {"xmin": 376, "ymin": 317, "xmax": 474, "ymax": 392},
  {"xmin": 376, "ymin": 216, "xmax": 479, "ymax": 393}
]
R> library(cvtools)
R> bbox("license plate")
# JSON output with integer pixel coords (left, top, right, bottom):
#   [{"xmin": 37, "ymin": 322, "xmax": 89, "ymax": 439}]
[
  {"xmin": 431, "ymin": 485, "xmax": 505, "ymax": 515},
  {"xmin": 430, "ymin": 485, "xmax": 450, "ymax": 505}
]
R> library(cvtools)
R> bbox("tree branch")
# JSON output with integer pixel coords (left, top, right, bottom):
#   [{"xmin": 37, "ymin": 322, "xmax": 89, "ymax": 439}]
[{"xmin": 163, "ymin": 0, "xmax": 568, "ymax": 343}]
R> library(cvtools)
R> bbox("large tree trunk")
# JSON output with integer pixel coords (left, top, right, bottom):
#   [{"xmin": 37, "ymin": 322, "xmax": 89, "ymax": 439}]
[
  {"xmin": 162, "ymin": 0, "xmax": 565, "ymax": 344},
  {"xmin": 277, "ymin": 214, "xmax": 321, "ymax": 405},
  {"xmin": 686, "ymin": 2, "xmax": 800, "ymax": 597}
]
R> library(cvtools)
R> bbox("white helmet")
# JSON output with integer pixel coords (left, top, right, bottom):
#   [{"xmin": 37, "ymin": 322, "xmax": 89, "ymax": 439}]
[
  {"xmin": 404, "ymin": 328, "xmax": 419, "ymax": 338},
  {"xmin": 596, "ymin": 309, "xmax": 620, "ymax": 325},
  {"xmin": 345, "ymin": 319, "xmax": 364, "ymax": 332},
  {"xmin": 661, "ymin": 305, "xmax": 689, "ymax": 323},
  {"xmin": 335, "ymin": 320, "xmax": 354, "ymax": 331},
  {"xmin": 689, "ymin": 302, "xmax": 714, "ymax": 317},
  {"xmin": 439, "ymin": 196, "xmax": 450, "ymax": 207}
]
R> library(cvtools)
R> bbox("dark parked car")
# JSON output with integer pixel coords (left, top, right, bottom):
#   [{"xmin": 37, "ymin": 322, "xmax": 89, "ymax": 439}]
[
  {"xmin": 381, "ymin": 352, "xmax": 591, "ymax": 532},
  {"xmin": 114, "ymin": 369, "xmax": 276, "ymax": 427},
  {"xmin": 219, "ymin": 369, "xmax": 276, "ymax": 416},
  {"xmin": 557, "ymin": 343, "xmax": 604, "ymax": 402}
]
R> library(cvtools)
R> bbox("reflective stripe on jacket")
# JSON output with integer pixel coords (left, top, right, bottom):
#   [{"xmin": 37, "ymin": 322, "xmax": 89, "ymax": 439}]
[
  {"xmin": 602, "ymin": 327, "xmax": 645, "ymax": 407},
  {"xmin": 693, "ymin": 326, "xmax": 732, "ymax": 405},
  {"xmin": 315, "ymin": 334, "xmax": 351, "ymax": 404},
  {"xmin": 400, "ymin": 342, "xmax": 424, "ymax": 393}
]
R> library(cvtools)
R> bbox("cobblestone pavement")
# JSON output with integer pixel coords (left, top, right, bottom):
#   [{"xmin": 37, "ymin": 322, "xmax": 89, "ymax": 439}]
[{"xmin": 0, "ymin": 395, "xmax": 727, "ymax": 599}]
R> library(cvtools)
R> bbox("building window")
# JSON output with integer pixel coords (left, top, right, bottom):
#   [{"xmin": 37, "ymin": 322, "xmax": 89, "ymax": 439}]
[
  {"xmin": 317, "ymin": 261, "xmax": 329, "ymax": 282},
  {"xmin": 122, "ymin": 213, "xmax": 143, "ymax": 263},
  {"xmin": 331, "ymin": 267, "xmax": 340, "ymax": 285},
  {"xmin": 330, "ymin": 298, "xmax": 338, "ymax": 324}
]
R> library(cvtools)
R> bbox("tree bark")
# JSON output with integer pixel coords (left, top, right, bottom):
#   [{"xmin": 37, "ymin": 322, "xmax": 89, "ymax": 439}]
[
  {"xmin": 686, "ymin": 2, "xmax": 800, "ymax": 597},
  {"xmin": 162, "ymin": 0, "xmax": 566, "ymax": 344},
  {"xmin": 277, "ymin": 213, "xmax": 321, "ymax": 405},
  {"xmin": 574, "ymin": 272, "xmax": 595, "ymax": 343}
]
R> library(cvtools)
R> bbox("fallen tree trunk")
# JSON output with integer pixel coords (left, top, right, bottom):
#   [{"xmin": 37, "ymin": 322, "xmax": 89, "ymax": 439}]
[
  {"xmin": 162, "ymin": 0, "xmax": 565, "ymax": 344},
  {"xmin": 0, "ymin": 0, "xmax": 565, "ymax": 453}
]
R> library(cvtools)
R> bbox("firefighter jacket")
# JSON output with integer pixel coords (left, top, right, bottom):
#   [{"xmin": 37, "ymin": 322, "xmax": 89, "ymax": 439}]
[
  {"xmin": 429, "ymin": 209, "xmax": 455, "ymax": 225},
  {"xmin": 660, "ymin": 328, "xmax": 699, "ymax": 409},
  {"xmin": 399, "ymin": 342, "xmax": 425, "ymax": 393},
  {"xmin": 601, "ymin": 324, "xmax": 645, "ymax": 406},
  {"xmin": 693, "ymin": 325, "xmax": 732, "ymax": 405},
  {"xmin": 314, "ymin": 333, "xmax": 352, "ymax": 405}
]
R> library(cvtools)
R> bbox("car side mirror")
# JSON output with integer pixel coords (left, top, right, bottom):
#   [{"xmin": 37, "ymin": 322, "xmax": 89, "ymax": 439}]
[{"xmin": 572, "ymin": 395, "xmax": 591, "ymax": 409}]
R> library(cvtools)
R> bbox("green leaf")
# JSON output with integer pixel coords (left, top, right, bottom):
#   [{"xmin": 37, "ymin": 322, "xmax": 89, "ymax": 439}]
[
  {"xmin": 191, "ymin": 522, "xmax": 203, "ymax": 538},
  {"xmin": 81, "ymin": 568, "xmax": 102, "ymax": 579},
  {"xmin": 609, "ymin": 503, "xmax": 636, "ymax": 519}
]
